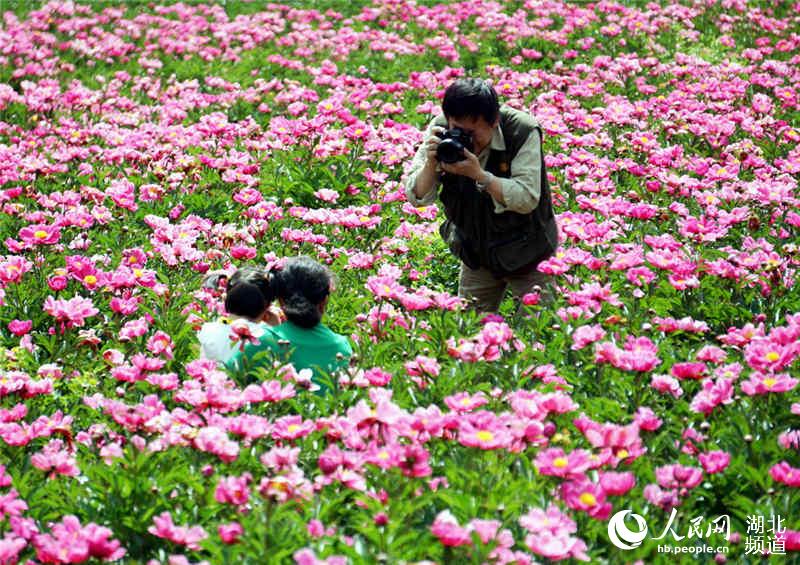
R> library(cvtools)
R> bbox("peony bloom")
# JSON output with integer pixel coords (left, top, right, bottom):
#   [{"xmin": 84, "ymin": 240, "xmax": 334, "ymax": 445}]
[
  {"xmin": 651, "ymin": 374, "xmax": 684, "ymax": 397},
  {"xmin": 535, "ymin": 448, "xmax": 593, "ymax": 479},
  {"xmin": 643, "ymin": 484, "xmax": 681, "ymax": 510},
  {"xmin": 430, "ymin": 511, "xmax": 471, "ymax": 547},
  {"xmin": 228, "ymin": 320, "xmax": 264, "ymax": 351},
  {"xmin": 671, "ymin": 362, "xmax": 707, "ymax": 380},
  {"xmin": 561, "ymin": 480, "xmax": 611, "ymax": 520},
  {"xmin": 770, "ymin": 462, "xmax": 800, "ymax": 488},
  {"xmin": 655, "ymin": 464, "xmax": 703, "ymax": 489},
  {"xmin": 148, "ymin": 512, "xmax": 208, "ymax": 551},
  {"xmin": 571, "ymin": 324, "xmax": 606, "ymax": 350},
  {"xmin": 214, "ymin": 474, "xmax": 252, "ymax": 506},
  {"xmin": 218, "ymin": 522, "xmax": 243, "ymax": 544},
  {"xmin": 458, "ymin": 412, "xmax": 512, "ymax": 450},
  {"xmin": 444, "ymin": 391, "xmax": 488, "ymax": 413},
  {"xmin": 19, "ymin": 224, "xmax": 60, "ymax": 245},
  {"xmin": 698, "ymin": 451, "xmax": 731, "ymax": 474},
  {"xmin": 741, "ymin": 372, "xmax": 798, "ymax": 396},
  {"xmin": 599, "ymin": 471, "xmax": 636, "ymax": 496},
  {"xmin": 690, "ymin": 378, "xmax": 734, "ymax": 416},
  {"xmin": 33, "ymin": 515, "xmax": 125, "ymax": 563},
  {"xmin": 43, "ymin": 295, "xmax": 98, "ymax": 329},
  {"xmin": 7, "ymin": 319, "xmax": 32, "ymax": 336}
]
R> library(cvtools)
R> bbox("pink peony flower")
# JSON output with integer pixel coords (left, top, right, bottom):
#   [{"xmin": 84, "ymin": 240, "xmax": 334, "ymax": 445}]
[
  {"xmin": 218, "ymin": 522, "xmax": 243, "ymax": 544},
  {"xmin": 19, "ymin": 224, "xmax": 60, "ymax": 245},
  {"xmin": 535, "ymin": 448, "xmax": 593, "ymax": 479},
  {"xmin": 599, "ymin": 471, "xmax": 636, "ymax": 496},
  {"xmin": 431, "ymin": 511, "xmax": 471, "ymax": 547},
  {"xmin": 43, "ymin": 295, "xmax": 98, "ymax": 329},
  {"xmin": 561, "ymin": 480, "xmax": 612, "ymax": 520},
  {"xmin": 698, "ymin": 451, "xmax": 731, "ymax": 474},
  {"xmin": 770, "ymin": 461, "xmax": 800, "ymax": 488},
  {"xmin": 741, "ymin": 372, "xmax": 798, "ymax": 396},
  {"xmin": 655, "ymin": 464, "xmax": 703, "ymax": 489}
]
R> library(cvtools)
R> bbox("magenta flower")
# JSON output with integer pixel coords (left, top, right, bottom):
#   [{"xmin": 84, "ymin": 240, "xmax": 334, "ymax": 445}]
[
  {"xmin": 643, "ymin": 484, "xmax": 681, "ymax": 511},
  {"xmin": 741, "ymin": 372, "xmax": 798, "ymax": 396},
  {"xmin": 7, "ymin": 319, "xmax": 32, "ymax": 336},
  {"xmin": 690, "ymin": 378, "xmax": 734, "ymax": 415},
  {"xmin": 599, "ymin": 471, "xmax": 636, "ymax": 496},
  {"xmin": 218, "ymin": 522, "xmax": 243, "ymax": 545},
  {"xmin": 671, "ymin": 362, "xmax": 707, "ymax": 380},
  {"xmin": 561, "ymin": 480, "xmax": 611, "ymax": 520},
  {"xmin": 698, "ymin": 451, "xmax": 731, "ymax": 474},
  {"xmin": 444, "ymin": 391, "xmax": 488, "ymax": 413},
  {"xmin": 0, "ymin": 256, "xmax": 32, "ymax": 284},
  {"xmin": 430, "ymin": 511, "xmax": 471, "ymax": 547},
  {"xmin": 655, "ymin": 464, "xmax": 703, "ymax": 489},
  {"xmin": 30, "ymin": 439, "xmax": 79, "ymax": 478},
  {"xmin": 770, "ymin": 461, "xmax": 800, "ymax": 488},
  {"xmin": 148, "ymin": 512, "xmax": 208, "ymax": 551},
  {"xmin": 214, "ymin": 473, "xmax": 252, "ymax": 506},
  {"xmin": 570, "ymin": 324, "xmax": 606, "ymax": 350},
  {"xmin": 228, "ymin": 320, "xmax": 265, "ymax": 351},
  {"xmin": 535, "ymin": 447, "xmax": 593, "ymax": 479},
  {"xmin": 271, "ymin": 415, "xmax": 315, "ymax": 441},
  {"xmin": 33, "ymin": 515, "xmax": 125, "ymax": 563},
  {"xmin": 594, "ymin": 335, "xmax": 660, "ymax": 372},
  {"xmin": 43, "ymin": 295, "xmax": 98, "ymax": 329},
  {"xmin": 458, "ymin": 411, "xmax": 512, "ymax": 450},
  {"xmin": 19, "ymin": 223, "xmax": 60, "ymax": 245}
]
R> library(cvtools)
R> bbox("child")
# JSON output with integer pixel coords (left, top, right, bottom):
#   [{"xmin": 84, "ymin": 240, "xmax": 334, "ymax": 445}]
[
  {"xmin": 226, "ymin": 257, "xmax": 352, "ymax": 393},
  {"xmin": 197, "ymin": 267, "xmax": 283, "ymax": 364}
]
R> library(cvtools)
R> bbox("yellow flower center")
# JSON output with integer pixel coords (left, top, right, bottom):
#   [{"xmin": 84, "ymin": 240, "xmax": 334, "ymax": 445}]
[
  {"xmin": 84, "ymin": 275, "xmax": 97, "ymax": 285},
  {"xmin": 476, "ymin": 430, "xmax": 494, "ymax": 442},
  {"xmin": 553, "ymin": 457, "xmax": 569, "ymax": 468},
  {"xmin": 763, "ymin": 378, "xmax": 777, "ymax": 388},
  {"xmin": 616, "ymin": 449, "xmax": 629, "ymax": 459},
  {"xmin": 765, "ymin": 351, "xmax": 780, "ymax": 362},
  {"xmin": 579, "ymin": 493, "xmax": 597, "ymax": 506},
  {"xmin": 287, "ymin": 424, "xmax": 300, "ymax": 434},
  {"xmin": 377, "ymin": 451, "xmax": 389, "ymax": 460},
  {"xmin": 34, "ymin": 230, "xmax": 48, "ymax": 239}
]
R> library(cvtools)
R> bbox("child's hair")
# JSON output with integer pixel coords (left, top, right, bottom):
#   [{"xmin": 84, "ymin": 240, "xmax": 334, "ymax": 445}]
[
  {"xmin": 272, "ymin": 256, "xmax": 332, "ymax": 329},
  {"xmin": 224, "ymin": 266, "xmax": 276, "ymax": 321}
]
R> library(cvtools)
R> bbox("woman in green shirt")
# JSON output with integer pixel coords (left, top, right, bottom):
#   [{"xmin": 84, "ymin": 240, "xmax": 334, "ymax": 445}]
[{"xmin": 227, "ymin": 256, "xmax": 352, "ymax": 394}]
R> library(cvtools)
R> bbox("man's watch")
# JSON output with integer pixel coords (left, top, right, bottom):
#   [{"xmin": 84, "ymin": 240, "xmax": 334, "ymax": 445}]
[{"xmin": 475, "ymin": 171, "xmax": 493, "ymax": 193}]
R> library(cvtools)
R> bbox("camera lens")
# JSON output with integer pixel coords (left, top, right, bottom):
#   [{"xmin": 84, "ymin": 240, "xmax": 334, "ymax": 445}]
[{"xmin": 437, "ymin": 139, "xmax": 465, "ymax": 163}]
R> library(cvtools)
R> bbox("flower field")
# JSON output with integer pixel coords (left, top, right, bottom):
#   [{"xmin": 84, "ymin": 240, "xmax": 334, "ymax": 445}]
[{"xmin": 1, "ymin": 0, "xmax": 800, "ymax": 563}]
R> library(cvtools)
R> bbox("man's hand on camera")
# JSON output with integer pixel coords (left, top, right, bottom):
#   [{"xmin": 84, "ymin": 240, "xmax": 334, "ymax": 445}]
[
  {"xmin": 424, "ymin": 126, "xmax": 445, "ymax": 167},
  {"xmin": 440, "ymin": 148, "xmax": 483, "ymax": 180}
]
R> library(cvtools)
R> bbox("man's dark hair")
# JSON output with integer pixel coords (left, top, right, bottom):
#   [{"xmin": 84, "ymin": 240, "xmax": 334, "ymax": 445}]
[
  {"xmin": 224, "ymin": 266, "xmax": 275, "ymax": 320},
  {"xmin": 272, "ymin": 256, "xmax": 332, "ymax": 329},
  {"xmin": 442, "ymin": 78, "xmax": 500, "ymax": 124}
]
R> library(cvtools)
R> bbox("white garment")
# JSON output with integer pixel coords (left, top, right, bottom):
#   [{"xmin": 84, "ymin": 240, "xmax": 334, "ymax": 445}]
[{"xmin": 198, "ymin": 319, "xmax": 267, "ymax": 364}]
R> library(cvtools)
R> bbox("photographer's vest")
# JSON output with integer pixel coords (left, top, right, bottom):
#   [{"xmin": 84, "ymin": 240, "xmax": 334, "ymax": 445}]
[{"xmin": 435, "ymin": 106, "xmax": 559, "ymax": 277}]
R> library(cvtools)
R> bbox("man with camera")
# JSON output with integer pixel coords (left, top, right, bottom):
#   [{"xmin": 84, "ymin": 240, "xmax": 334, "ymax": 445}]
[{"xmin": 404, "ymin": 78, "xmax": 559, "ymax": 314}]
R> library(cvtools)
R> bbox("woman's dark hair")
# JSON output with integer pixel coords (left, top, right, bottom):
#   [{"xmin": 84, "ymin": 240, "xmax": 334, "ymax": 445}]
[
  {"xmin": 272, "ymin": 256, "xmax": 331, "ymax": 329},
  {"xmin": 442, "ymin": 78, "xmax": 500, "ymax": 124},
  {"xmin": 224, "ymin": 266, "xmax": 275, "ymax": 320}
]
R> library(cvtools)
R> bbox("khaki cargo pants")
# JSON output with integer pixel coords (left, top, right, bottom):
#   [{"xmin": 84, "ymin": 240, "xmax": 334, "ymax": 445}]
[{"xmin": 458, "ymin": 261, "xmax": 553, "ymax": 314}]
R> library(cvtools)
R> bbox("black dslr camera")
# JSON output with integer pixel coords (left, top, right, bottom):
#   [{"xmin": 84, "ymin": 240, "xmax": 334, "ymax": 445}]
[{"xmin": 436, "ymin": 128, "xmax": 473, "ymax": 164}]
